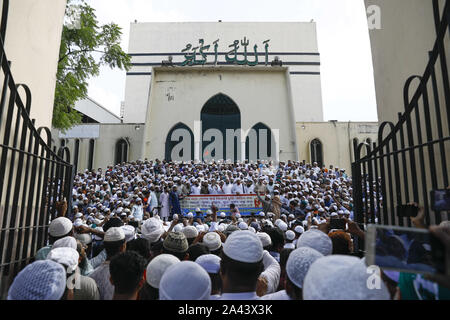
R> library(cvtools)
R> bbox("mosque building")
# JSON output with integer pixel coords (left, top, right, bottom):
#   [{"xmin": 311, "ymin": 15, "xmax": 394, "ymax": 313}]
[{"xmin": 52, "ymin": 21, "xmax": 378, "ymax": 171}]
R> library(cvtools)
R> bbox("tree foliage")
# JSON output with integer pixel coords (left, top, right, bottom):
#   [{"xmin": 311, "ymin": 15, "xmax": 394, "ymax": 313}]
[{"xmin": 53, "ymin": 0, "xmax": 131, "ymax": 131}]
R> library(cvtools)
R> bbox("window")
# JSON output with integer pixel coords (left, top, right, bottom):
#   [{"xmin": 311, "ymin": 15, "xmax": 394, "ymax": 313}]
[
  {"xmin": 88, "ymin": 139, "xmax": 95, "ymax": 171},
  {"xmin": 310, "ymin": 139, "xmax": 323, "ymax": 167},
  {"xmin": 115, "ymin": 139, "xmax": 128, "ymax": 165}
]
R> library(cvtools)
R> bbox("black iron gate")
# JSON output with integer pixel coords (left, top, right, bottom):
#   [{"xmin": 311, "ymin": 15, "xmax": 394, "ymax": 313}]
[
  {"xmin": 0, "ymin": 0, "xmax": 73, "ymax": 298},
  {"xmin": 352, "ymin": 0, "xmax": 450, "ymax": 242}
]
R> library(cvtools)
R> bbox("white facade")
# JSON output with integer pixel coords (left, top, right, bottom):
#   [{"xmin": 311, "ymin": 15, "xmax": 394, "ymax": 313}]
[
  {"xmin": 144, "ymin": 66, "xmax": 298, "ymax": 162},
  {"xmin": 55, "ymin": 20, "xmax": 380, "ymax": 171},
  {"xmin": 123, "ymin": 22, "xmax": 323, "ymax": 124},
  {"xmin": 3, "ymin": 0, "xmax": 67, "ymax": 130}
]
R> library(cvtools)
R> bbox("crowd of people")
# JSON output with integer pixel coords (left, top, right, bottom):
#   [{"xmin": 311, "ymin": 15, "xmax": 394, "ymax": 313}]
[{"xmin": 6, "ymin": 160, "xmax": 450, "ymax": 300}]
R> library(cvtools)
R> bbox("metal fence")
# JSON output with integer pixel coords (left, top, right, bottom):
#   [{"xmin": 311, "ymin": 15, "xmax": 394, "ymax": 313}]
[
  {"xmin": 352, "ymin": 0, "xmax": 450, "ymax": 242},
  {"xmin": 0, "ymin": 0, "xmax": 73, "ymax": 298}
]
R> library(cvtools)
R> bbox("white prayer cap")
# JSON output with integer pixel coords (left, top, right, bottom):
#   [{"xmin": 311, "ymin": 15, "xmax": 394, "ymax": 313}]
[
  {"xmin": 104, "ymin": 227, "xmax": 125, "ymax": 242},
  {"xmin": 52, "ymin": 236, "xmax": 77, "ymax": 250},
  {"xmin": 195, "ymin": 254, "xmax": 221, "ymax": 274},
  {"xmin": 203, "ymin": 232, "xmax": 222, "ymax": 251},
  {"xmin": 330, "ymin": 212, "xmax": 338, "ymax": 217},
  {"xmin": 159, "ymin": 261, "xmax": 211, "ymax": 300},
  {"xmin": 259, "ymin": 212, "xmax": 265, "ymax": 217},
  {"xmin": 195, "ymin": 207, "xmax": 201, "ymax": 212},
  {"xmin": 286, "ymin": 247, "xmax": 323, "ymax": 288},
  {"xmin": 303, "ymin": 255, "xmax": 390, "ymax": 300},
  {"xmin": 49, "ymin": 217, "xmax": 73, "ymax": 237},
  {"xmin": 182, "ymin": 226, "xmax": 199, "ymax": 239},
  {"xmin": 285, "ymin": 230, "xmax": 295, "ymax": 241},
  {"xmin": 223, "ymin": 230, "xmax": 263, "ymax": 263},
  {"xmin": 275, "ymin": 220, "xmax": 288, "ymax": 231},
  {"xmin": 294, "ymin": 226, "xmax": 304, "ymax": 235},
  {"xmin": 146, "ymin": 254, "xmax": 180, "ymax": 289},
  {"xmin": 187, "ymin": 212, "xmax": 194, "ymax": 218},
  {"xmin": 47, "ymin": 247, "xmax": 79, "ymax": 273},
  {"xmin": 74, "ymin": 233, "xmax": 92, "ymax": 245},
  {"xmin": 74, "ymin": 212, "xmax": 83, "ymax": 219},
  {"xmin": 206, "ymin": 210, "xmax": 212, "ymax": 215},
  {"xmin": 238, "ymin": 221, "xmax": 248, "ymax": 230},
  {"xmin": 288, "ymin": 214, "xmax": 295, "ymax": 219},
  {"xmin": 7, "ymin": 260, "xmax": 66, "ymax": 300},
  {"xmin": 296, "ymin": 229, "xmax": 333, "ymax": 256},
  {"xmin": 173, "ymin": 224, "xmax": 183, "ymax": 233},
  {"xmin": 173, "ymin": 214, "xmax": 179, "ymax": 220},
  {"xmin": 196, "ymin": 224, "xmax": 205, "ymax": 232},
  {"xmin": 121, "ymin": 225, "xmax": 136, "ymax": 242},
  {"xmin": 248, "ymin": 226, "xmax": 256, "ymax": 233},
  {"xmin": 235, "ymin": 213, "xmax": 241, "ymax": 219},
  {"xmin": 257, "ymin": 232, "xmax": 272, "ymax": 248},
  {"xmin": 267, "ymin": 212, "xmax": 274, "ymax": 218},
  {"xmin": 73, "ymin": 218, "xmax": 83, "ymax": 227},
  {"xmin": 218, "ymin": 224, "xmax": 225, "ymax": 232},
  {"xmin": 141, "ymin": 218, "xmax": 164, "ymax": 243},
  {"xmin": 220, "ymin": 212, "xmax": 226, "ymax": 218}
]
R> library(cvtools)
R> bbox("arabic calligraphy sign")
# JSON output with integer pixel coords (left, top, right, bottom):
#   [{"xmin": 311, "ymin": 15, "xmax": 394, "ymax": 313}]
[{"xmin": 180, "ymin": 38, "xmax": 270, "ymax": 67}]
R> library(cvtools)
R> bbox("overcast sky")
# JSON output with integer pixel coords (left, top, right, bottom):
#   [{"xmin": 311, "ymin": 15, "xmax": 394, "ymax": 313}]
[{"xmin": 86, "ymin": 0, "xmax": 378, "ymax": 122}]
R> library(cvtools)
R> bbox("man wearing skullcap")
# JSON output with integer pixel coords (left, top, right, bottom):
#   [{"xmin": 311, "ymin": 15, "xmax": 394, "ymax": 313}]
[
  {"xmin": 139, "ymin": 254, "xmax": 180, "ymax": 300},
  {"xmin": 195, "ymin": 254, "xmax": 222, "ymax": 299},
  {"xmin": 89, "ymin": 227, "xmax": 126, "ymax": 300},
  {"xmin": 35, "ymin": 217, "xmax": 74, "ymax": 260},
  {"xmin": 159, "ymin": 261, "xmax": 211, "ymax": 300},
  {"xmin": 303, "ymin": 255, "xmax": 390, "ymax": 300},
  {"xmin": 182, "ymin": 225, "xmax": 199, "ymax": 245},
  {"xmin": 110, "ymin": 251, "xmax": 147, "ymax": 300},
  {"xmin": 264, "ymin": 246, "xmax": 323, "ymax": 300},
  {"xmin": 8, "ymin": 260, "xmax": 67, "ymax": 300},
  {"xmin": 162, "ymin": 231, "xmax": 189, "ymax": 260},
  {"xmin": 284, "ymin": 230, "xmax": 296, "ymax": 249},
  {"xmin": 202, "ymin": 232, "xmax": 223, "ymax": 255},
  {"xmin": 48, "ymin": 247, "xmax": 100, "ymax": 300},
  {"xmin": 219, "ymin": 231, "xmax": 265, "ymax": 300},
  {"xmin": 296, "ymin": 229, "xmax": 333, "ymax": 256}
]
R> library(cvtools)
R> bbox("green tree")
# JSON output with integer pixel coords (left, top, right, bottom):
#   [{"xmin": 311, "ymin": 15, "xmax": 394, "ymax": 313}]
[{"xmin": 53, "ymin": 0, "xmax": 131, "ymax": 131}]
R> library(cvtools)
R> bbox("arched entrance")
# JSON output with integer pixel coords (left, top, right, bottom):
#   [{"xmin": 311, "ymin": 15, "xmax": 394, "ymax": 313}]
[
  {"xmin": 201, "ymin": 93, "xmax": 241, "ymax": 162},
  {"xmin": 245, "ymin": 122, "xmax": 275, "ymax": 161},
  {"xmin": 115, "ymin": 139, "xmax": 128, "ymax": 165},
  {"xmin": 310, "ymin": 138, "xmax": 323, "ymax": 167},
  {"xmin": 165, "ymin": 122, "xmax": 194, "ymax": 161}
]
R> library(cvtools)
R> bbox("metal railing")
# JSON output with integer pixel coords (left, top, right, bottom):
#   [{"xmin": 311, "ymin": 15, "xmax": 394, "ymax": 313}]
[
  {"xmin": 0, "ymin": 0, "xmax": 73, "ymax": 298},
  {"xmin": 352, "ymin": 0, "xmax": 449, "ymax": 240}
]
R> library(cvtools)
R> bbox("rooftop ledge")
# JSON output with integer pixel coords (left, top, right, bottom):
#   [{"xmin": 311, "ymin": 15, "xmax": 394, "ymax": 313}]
[{"xmin": 152, "ymin": 65, "xmax": 290, "ymax": 73}]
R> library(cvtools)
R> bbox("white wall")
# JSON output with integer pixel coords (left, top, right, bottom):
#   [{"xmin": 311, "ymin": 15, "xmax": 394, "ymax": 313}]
[
  {"xmin": 296, "ymin": 122, "xmax": 379, "ymax": 172},
  {"xmin": 143, "ymin": 66, "xmax": 298, "ymax": 161},
  {"xmin": 75, "ymin": 97, "xmax": 122, "ymax": 123},
  {"xmin": 365, "ymin": 0, "xmax": 448, "ymax": 124},
  {"xmin": 3, "ymin": 0, "xmax": 67, "ymax": 130},
  {"xmin": 124, "ymin": 21, "xmax": 323, "ymax": 123}
]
